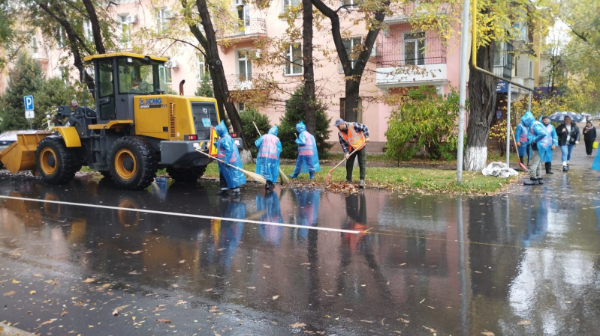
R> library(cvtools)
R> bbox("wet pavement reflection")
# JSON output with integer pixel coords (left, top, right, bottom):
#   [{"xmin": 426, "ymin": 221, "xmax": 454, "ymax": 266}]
[{"xmin": 0, "ymin": 168, "xmax": 599, "ymax": 335}]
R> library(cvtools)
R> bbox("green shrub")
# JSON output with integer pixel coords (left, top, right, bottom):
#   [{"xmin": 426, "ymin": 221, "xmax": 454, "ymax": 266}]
[
  {"xmin": 385, "ymin": 85, "xmax": 459, "ymax": 161},
  {"xmin": 278, "ymin": 86, "xmax": 332, "ymax": 159},
  {"xmin": 195, "ymin": 73, "xmax": 214, "ymax": 97},
  {"xmin": 239, "ymin": 107, "xmax": 271, "ymax": 156}
]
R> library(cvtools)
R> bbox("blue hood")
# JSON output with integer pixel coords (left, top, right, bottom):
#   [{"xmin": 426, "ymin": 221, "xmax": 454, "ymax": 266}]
[
  {"xmin": 296, "ymin": 121, "xmax": 306, "ymax": 133},
  {"xmin": 268, "ymin": 126, "xmax": 278, "ymax": 136},
  {"xmin": 215, "ymin": 121, "xmax": 229, "ymax": 137},
  {"xmin": 521, "ymin": 111, "xmax": 535, "ymax": 127}
]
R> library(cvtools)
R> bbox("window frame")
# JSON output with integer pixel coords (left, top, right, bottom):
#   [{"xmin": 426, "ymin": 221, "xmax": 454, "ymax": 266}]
[
  {"xmin": 283, "ymin": 0, "xmax": 300, "ymax": 12},
  {"xmin": 340, "ymin": 37, "xmax": 362, "ymax": 73},
  {"xmin": 403, "ymin": 31, "xmax": 426, "ymax": 66},
  {"xmin": 83, "ymin": 20, "xmax": 93, "ymax": 41},
  {"xmin": 197, "ymin": 54, "xmax": 207, "ymax": 81},
  {"xmin": 237, "ymin": 102, "xmax": 245, "ymax": 112},
  {"xmin": 156, "ymin": 8, "xmax": 172, "ymax": 33},
  {"xmin": 236, "ymin": 49, "xmax": 252, "ymax": 81},
  {"xmin": 284, "ymin": 43, "xmax": 303, "ymax": 76},
  {"xmin": 30, "ymin": 34, "xmax": 39, "ymax": 55},
  {"xmin": 118, "ymin": 14, "xmax": 132, "ymax": 49}
]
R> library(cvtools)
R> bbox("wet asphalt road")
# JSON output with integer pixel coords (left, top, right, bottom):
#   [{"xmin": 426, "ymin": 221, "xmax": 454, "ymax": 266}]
[{"xmin": 1, "ymin": 147, "xmax": 600, "ymax": 336}]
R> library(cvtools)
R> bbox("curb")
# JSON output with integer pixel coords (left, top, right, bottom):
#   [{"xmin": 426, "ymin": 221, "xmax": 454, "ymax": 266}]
[{"xmin": 0, "ymin": 323, "xmax": 37, "ymax": 336}]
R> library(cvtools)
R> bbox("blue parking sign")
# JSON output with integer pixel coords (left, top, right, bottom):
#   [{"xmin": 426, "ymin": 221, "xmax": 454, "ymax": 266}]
[{"xmin": 24, "ymin": 96, "xmax": 34, "ymax": 110}]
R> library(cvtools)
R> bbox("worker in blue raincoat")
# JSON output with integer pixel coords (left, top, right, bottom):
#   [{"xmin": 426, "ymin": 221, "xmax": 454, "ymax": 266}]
[
  {"xmin": 256, "ymin": 191, "xmax": 283, "ymax": 246},
  {"xmin": 539, "ymin": 116, "xmax": 558, "ymax": 174},
  {"xmin": 290, "ymin": 121, "xmax": 321, "ymax": 179},
  {"xmin": 522, "ymin": 111, "xmax": 548, "ymax": 185},
  {"xmin": 255, "ymin": 126, "xmax": 282, "ymax": 190},
  {"xmin": 515, "ymin": 116, "xmax": 531, "ymax": 165},
  {"xmin": 215, "ymin": 121, "xmax": 246, "ymax": 195}
]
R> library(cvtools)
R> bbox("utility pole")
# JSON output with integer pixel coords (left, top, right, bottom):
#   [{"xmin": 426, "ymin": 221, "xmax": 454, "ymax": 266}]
[{"xmin": 456, "ymin": 0, "xmax": 470, "ymax": 184}]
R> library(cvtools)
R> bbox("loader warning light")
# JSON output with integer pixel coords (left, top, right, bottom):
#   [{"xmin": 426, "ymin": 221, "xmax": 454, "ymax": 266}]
[{"xmin": 186, "ymin": 134, "xmax": 198, "ymax": 141}]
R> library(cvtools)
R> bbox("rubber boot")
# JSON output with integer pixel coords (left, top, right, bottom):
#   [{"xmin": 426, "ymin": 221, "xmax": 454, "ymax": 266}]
[
  {"xmin": 545, "ymin": 162, "xmax": 553, "ymax": 174},
  {"xmin": 309, "ymin": 173, "xmax": 315, "ymax": 180},
  {"xmin": 563, "ymin": 165, "xmax": 568, "ymax": 172},
  {"xmin": 217, "ymin": 188, "xmax": 228, "ymax": 196},
  {"xmin": 289, "ymin": 174, "xmax": 298, "ymax": 179},
  {"xmin": 359, "ymin": 180, "xmax": 365, "ymax": 188},
  {"xmin": 523, "ymin": 178, "xmax": 539, "ymax": 186}
]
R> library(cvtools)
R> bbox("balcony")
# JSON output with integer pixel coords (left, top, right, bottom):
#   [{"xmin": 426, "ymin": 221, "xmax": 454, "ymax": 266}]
[
  {"xmin": 375, "ymin": 31, "xmax": 447, "ymax": 89},
  {"xmin": 225, "ymin": 74, "xmax": 253, "ymax": 91},
  {"xmin": 384, "ymin": 3, "xmax": 449, "ymax": 25},
  {"xmin": 218, "ymin": 19, "xmax": 267, "ymax": 43}
]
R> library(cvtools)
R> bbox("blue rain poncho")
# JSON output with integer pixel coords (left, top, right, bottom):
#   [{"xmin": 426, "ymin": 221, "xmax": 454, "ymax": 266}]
[
  {"xmin": 293, "ymin": 189, "xmax": 320, "ymax": 239},
  {"xmin": 255, "ymin": 126, "xmax": 282, "ymax": 183},
  {"xmin": 515, "ymin": 120, "xmax": 531, "ymax": 157},
  {"xmin": 256, "ymin": 192, "xmax": 283, "ymax": 245},
  {"xmin": 538, "ymin": 116, "xmax": 558, "ymax": 162},
  {"xmin": 215, "ymin": 121, "xmax": 246, "ymax": 189},
  {"xmin": 292, "ymin": 121, "xmax": 321, "ymax": 175},
  {"xmin": 521, "ymin": 111, "xmax": 548, "ymax": 147}
]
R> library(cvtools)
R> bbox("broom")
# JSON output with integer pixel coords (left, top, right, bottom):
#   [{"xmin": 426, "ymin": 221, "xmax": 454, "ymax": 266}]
[
  {"xmin": 252, "ymin": 122, "xmax": 289, "ymax": 185},
  {"xmin": 325, "ymin": 145, "xmax": 364, "ymax": 185},
  {"xmin": 195, "ymin": 148, "xmax": 267, "ymax": 185},
  {"xmin": 512, "ymin": 128, "xmax": 528, "ymax": 171}
]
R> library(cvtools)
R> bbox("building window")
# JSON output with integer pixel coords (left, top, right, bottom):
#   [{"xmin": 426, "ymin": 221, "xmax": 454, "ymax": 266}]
[
  {"xmin": 340, "ymin": 0, "xmax": 357, "ymax": 7},
  {"xmin": 159, "ymin": 63, "xmax": 172, "ymax": 84},
  {"xmin": 283, "ymin": 0, "xmax": 300, "ymax": 11},
  {"xmin": 237, "ymin": 50, "xmax": 252, "ymax": 81},
  {"xmin": 404, "ymin": 32, "xmax": 425, "ymax": 65},
  {"xmin": 197, "ymin": 54, "xmax": 206, "ymax": 80},
  {"xmin": 494, "ymin": 42, "xmax": 507, "ymax": 66},
  {"xmin": 236, "ymin": 1, "xmax": 250, "ymax": 27},
  {"xmin": 156, "ymin": 8, "xmax": 172, "ymax": 33},
  {"xmin": 341, "ymin": 37, "xmax": 362, "ymax": 72},
  {"xmin": 58, "ymin": 67, "xmax": 69, "ymax": 84},
  {"xmin": 83, "ymin": 20, "xmax": 93, "ymax": 41},
  {"xmin": 285, "ymin": 43, "xmax": 302, "ymax": 76},
  {"xmin": 30, "ymin": 34, "xmax": 39, "ymax": 54},
  {"xmin": 237, "ymin": 102, "xmax": 245, "ymax": 112},
  {"xmin": 529, "ymin": 60, "xmax": 534, "ymax": 78},
  {"xmin": 55, "ymin": 28, "xmax": 66, "ymax": 48},
  {"xmin": 118, "ymin": 15, "xmax": 132, "ymax": 49}
]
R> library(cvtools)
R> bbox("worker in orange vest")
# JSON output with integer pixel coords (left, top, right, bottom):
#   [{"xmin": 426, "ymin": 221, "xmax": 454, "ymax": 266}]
[{"xmin": 334, "ymin": 118, "xmax": 369, "ymax": 188}]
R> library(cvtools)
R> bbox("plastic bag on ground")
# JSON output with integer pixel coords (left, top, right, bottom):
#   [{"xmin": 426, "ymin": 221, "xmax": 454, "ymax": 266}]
[{"xmin": 482, "ymin": 162, "xmax": 519, "ymax": 178}]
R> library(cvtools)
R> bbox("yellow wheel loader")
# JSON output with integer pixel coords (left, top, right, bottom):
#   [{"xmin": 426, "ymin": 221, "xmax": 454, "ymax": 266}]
[{"xmin": 0, "ymin": 53, "xmax": 225, "ymax": 190}]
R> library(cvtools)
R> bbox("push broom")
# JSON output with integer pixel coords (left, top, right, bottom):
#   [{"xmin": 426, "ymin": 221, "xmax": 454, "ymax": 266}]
[
  {"xmin": 194, "ymin": 147, "xmax": 267, "ymax": 185},
  {"xmin": 252, "ymin": 122, "xmax": 289, "ymax": 185},
  {"xmin": 511, "ymin": 128, "xmax": 528, "ymax": 171},
  {"xmin": 325, "ymin": 144, "xmax": 365, "ymax": 185}
]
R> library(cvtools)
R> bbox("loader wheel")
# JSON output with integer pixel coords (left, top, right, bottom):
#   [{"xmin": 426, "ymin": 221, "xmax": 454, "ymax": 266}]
[
  {"xmin": 36, "ymin": 137, "xmax": 78, "ymax": 185},
  {"xmin": 109, "ymin": 137, "xmax": 157, "ymax": 190},
  {"xmin": 167, "ymin": 165, "xmax": 207, "ymax": 184}
]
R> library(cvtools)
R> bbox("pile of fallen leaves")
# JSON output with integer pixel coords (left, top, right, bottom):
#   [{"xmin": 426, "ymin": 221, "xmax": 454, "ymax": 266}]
[{"xmin": 325, "ymin": 181, "xmax": 359, "ymax": 194}]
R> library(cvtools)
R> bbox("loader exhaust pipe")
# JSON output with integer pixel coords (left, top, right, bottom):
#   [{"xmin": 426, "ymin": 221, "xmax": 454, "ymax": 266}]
[{"xmin": 179, "ymin": 80, "xmax": 185, "ymax": 96}]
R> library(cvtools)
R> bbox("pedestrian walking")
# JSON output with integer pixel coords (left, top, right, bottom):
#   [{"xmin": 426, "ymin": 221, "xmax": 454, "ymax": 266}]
[
  {"xmin": 215, "ymin": 121, "xmax": 246, "ymax": 195},
  {"xmin": 334, "ymin": 118, "xmax": 369, "ymax": 188},
  {"xmin": 515, "ymin": 116, "xmax": 531, "ymax": 165},
  {"xmin": 583, "ymin": 121, "xmax": 597, "ymax": 156},
  {"xmin": 555, "ymin": 116, "xmax": 581, "ymax": 171},
  {"xmin": 289, "ymin": 121, "xmax": 321, "ymax": 179},
  {"xmin": 521, "ymin": 111, "xmax": 549, "ymax": 185},
  {"xmin": 255, "ymin": 126, "xmax": 282, "ymax": 190},
  {"xmin": 539, "ymin": 116, "xmax": 558, "ymax": 174}
]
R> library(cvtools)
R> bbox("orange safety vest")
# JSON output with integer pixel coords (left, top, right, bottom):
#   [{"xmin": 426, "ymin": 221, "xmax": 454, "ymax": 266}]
[{"xmin": 339, "ymin": 123, "xmax": 366, "ymax": 150}]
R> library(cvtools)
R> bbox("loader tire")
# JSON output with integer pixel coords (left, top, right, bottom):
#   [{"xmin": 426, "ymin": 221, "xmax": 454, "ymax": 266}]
[
  {"xmin": 109, "ymin": 137, "xmax": 157, "ymax": 190},
  {"xmin": 167, "ymin": 165, "xmax": 207, "ymax": 184},
  {"xmin": 36, "ymin": 137, "xmax": 78, "ymax": 185}
]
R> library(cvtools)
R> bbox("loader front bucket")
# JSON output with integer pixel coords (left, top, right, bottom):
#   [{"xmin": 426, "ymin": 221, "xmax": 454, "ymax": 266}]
[{"xmin": 0, "ymin": 131, "xmax": 53, "ymax": 174}]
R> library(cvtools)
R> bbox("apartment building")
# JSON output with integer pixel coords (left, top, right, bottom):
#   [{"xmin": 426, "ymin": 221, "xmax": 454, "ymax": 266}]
[{"xmin": 0, "ymin": 0, "xmax": 463, "ymax": 148}]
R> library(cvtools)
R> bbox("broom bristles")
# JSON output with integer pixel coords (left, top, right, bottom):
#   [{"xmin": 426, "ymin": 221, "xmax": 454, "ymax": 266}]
[
  {"xmin": 279, "ymin": 169, "xmax": 289, "ymax": 185},
  {"xmin": 195, "ymin": 148, "xmax": 267, "ymax": 185}
]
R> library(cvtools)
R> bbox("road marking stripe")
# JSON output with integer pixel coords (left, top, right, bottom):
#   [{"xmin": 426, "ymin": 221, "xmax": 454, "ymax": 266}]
[{"xmin": 0, "ymin": 195, "xmax": 361, "ymax": 234}]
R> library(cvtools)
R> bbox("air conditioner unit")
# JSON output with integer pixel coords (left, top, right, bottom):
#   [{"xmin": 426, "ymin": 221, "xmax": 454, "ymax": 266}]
[
  {"xmin": 165, "ymin": 60, "xmax": 179, "ymax": 69},
  {"xmin": 127, "ymin": 15, "xmax": 137, "ymax": 24}
]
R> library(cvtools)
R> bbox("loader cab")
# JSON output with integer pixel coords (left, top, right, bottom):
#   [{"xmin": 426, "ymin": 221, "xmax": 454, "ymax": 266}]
[{"xmin": 85, "ymin": 53, "xmax": 169, "ymax": 123}]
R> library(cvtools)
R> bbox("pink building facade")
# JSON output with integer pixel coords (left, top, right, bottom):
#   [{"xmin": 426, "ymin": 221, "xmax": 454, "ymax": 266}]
[{"xmin": 0, "ymin": 0, "xmax": 462, "ymax": 149}]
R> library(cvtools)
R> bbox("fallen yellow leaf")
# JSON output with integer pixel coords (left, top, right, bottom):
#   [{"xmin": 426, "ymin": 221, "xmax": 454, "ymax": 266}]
[
  {"xmin": 290, "ymin": 322, "xmax": 306, "ymax": 329},
  {"xmin": 82, "ymin": 278, "xmax": 95, "ymax": 283},
  {"xmin": 4, "ymin": 291, "xmax": 16, "ymax": 297}
]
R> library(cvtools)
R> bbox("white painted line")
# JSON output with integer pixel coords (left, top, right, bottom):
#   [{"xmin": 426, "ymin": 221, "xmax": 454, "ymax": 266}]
[{"xmin": 0, "ymin": 195, "xmax": 361, "ymax": 234}]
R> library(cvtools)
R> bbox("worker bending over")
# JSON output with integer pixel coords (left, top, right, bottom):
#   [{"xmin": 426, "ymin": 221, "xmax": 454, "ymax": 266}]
[{"xmin": 334, "ymin": 118, "xmax": 369, "ymax": 188}]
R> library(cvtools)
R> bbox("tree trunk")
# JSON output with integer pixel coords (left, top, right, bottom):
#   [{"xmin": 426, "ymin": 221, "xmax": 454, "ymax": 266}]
[
  {"xmin": 196, "ymin": 0, "xmax": 248, "ymax": 150},
  {"xmin": 465, "ymin": 42, "xmax": 498, "ymax": 171},
  {"xmin": 344, "ymin": 80, "xmax": 360, "ymax": 122},
  {"xmin": 81, "ymin": 0, "xmax": 105, "ymax": 54},
  {"xmin": 302, "ymin": 0, "xmax": 316, "ymax": 134}
]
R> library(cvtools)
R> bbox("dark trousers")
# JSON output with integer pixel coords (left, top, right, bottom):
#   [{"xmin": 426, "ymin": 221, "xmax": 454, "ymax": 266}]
[
  {"xmin": 346, "ymin": 147, "xmax": 366, "ymax": 181},
  {"xmin": 219, "ymin": 172, "xmax": 228, "ymax": 189},
  {"xmin": 585, "ymin": 139, "xmax": 595, "ymax": 155}
]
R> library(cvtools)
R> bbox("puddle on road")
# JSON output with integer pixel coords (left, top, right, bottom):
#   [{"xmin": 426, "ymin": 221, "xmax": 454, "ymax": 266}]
[{"xmin": 0, "ymin": 172, "xmax": 599, "ymax": 335}]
